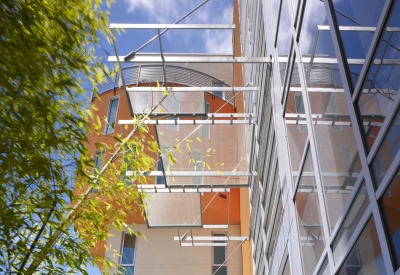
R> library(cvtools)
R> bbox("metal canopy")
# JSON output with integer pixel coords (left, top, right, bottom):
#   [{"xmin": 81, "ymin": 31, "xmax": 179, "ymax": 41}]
[
  {"xmin": 155, "ymin": 123, "xmax": 253, "ymax": 188},
  {"xmin": 138, "ymin": 184, "xmax": 231, "ymax": 193},
  {"xmin": 143, "ymin": 192, "xmax": 202, "ymax": 228}
]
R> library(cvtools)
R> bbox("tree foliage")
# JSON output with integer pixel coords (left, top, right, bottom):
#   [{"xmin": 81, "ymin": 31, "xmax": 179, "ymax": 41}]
[{"xmin": 0, "ymin": 0, "xmax": 158, "ymax": 274}]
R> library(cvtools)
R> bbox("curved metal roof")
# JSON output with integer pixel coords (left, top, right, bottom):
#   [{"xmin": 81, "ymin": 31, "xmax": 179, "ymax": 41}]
[{"xmin": 98, "ymin": 64, "xmax": 235, "ymax": 104}]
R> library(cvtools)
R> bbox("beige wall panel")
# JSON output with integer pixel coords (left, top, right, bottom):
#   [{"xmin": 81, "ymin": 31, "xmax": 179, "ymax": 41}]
[{"xmin": 105, "ymin": 224, "xmax": 243, "ymax": 275}]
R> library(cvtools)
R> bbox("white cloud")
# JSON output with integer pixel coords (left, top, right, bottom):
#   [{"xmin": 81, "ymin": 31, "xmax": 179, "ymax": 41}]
[
  {"xmin": 122, "ymin": 0, "xmax": 233, "ymax": 53},
  {"xmin": 123, "ymin": 0, "xmax": 195, "ymax": 23},
  {"xmin": 203, "ymin": 7, "xmax": 233, "ymax": 53}
]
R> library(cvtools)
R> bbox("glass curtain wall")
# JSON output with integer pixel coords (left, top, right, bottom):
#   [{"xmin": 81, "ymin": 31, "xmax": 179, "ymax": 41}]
[{"xmin": 276, "ymin": 0, "xmax": 400, "ymax": 274}]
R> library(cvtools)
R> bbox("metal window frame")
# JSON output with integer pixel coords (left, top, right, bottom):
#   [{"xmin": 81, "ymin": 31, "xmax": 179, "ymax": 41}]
[
  {"xmin": 119, "ymin": 232, "xmax": 138, "ymax": 270},
  {"xmin": 324, "ymin": 0, "xmax": 396, "ymax": 273},
  {"xmin": 104, "ymin": 95, "xmax": 120, "ymax": 135},
  {"xmin": 212, "ymin": 232, "xmax": 228, "ymax": 274}
]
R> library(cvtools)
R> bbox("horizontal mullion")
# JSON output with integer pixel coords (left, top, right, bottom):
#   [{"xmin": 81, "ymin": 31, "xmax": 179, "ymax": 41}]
[{"xmin": 109, "ymin": 55, "xmax": 270, "ymax": 63}]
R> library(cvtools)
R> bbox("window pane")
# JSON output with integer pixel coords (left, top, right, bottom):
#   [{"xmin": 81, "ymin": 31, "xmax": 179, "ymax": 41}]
[
  {"xmin": 332, "ymin": 182, "xmax": 369, "ymax": 261},
  {"xmin": 93, "ymin": 150, "xmax": 105, "ymax": 176},
  {"xmin": 317, "ymin": 257, "xmax": 330, "ymax": 275},
  {"xmin": 309, "ymin": 90, "xmax": 360, "ymax": 230},
  {"xmin": 212, "ymin": 266, "xmax": 227, "ymax": 275},
  {"xmin": 121, "ymin": 234, "xmax": 136, "ymax": 265},
  {"xmin": 381, "ymin": 167, "xmax": 400, "ymax": 267},
  {"xmin": 213, "ymin": 246, "xmax": 226, "ymax": 265},
  {"xmin": 371, "ymin": 105, "xmax": 400, "ymax": 187},
  {"xmin": 212, "ymin": 81, "xmax": 225, "ymax": 99},
  {"xmin": 300, "ymin": 0, "xmax": 336, "ymax": 59},
  {"xmin": 213, "ymin": 233, "xmax": 227, "ymax": 275},
  {"xmin": 276, "ymin": 0, "xmax": 291, "ymax": 56},
  {"xmin": 295, "ymin": 154, "xmax": 325, "ymax": 275},
  {"xmin": 357, "ymin": 0, "xmax": 400, "ymax": 151},
  {"xmin": 332, "ymin": 0, "xmax": 386, "ymax": 90},
  {"xmin": 285, "ymin": 63, "xmax": 308, "ymax": 184},
  {"xmin": 337, "ymin": 218, "xmax": 386, "ymax": 275},
  {"xmin": 104, "ymin": 97, "xmax": 119, "ymax": 134}
]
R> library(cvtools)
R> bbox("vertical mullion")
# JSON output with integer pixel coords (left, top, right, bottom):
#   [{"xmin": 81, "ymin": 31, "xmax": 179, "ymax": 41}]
[{"xmin": 324, "ymin": 0, "xmax": 395, "ymax": 274}]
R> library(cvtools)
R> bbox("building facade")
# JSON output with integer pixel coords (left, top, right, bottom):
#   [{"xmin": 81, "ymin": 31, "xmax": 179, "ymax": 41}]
[
  {"xmin": 240, "ymin": 0, "xmax": 400, "ymax": 274},
  {"xmin": 88, "ymin": 0, "xmax": 400, "ymax": 274},
  {"xmin": 88, "ymin": 64, "xmax": 250, "ymax": 275}
]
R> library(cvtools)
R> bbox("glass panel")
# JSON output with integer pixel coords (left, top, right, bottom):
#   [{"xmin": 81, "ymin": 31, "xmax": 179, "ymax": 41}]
[
  {"xmin": 272, "ymin": 0, "xmax": 281, "ymax": 34},
  {"xmin": 381, "ymin": 167, "xmax": 400, "ymax": 267},
  {"xmin": 337, "ymin": 218, "xmax": 386, "ymax": 275},
  {"xmin": 286, "ymin": 123, "xmax": 308, "ymax": 184},
  {"xmin": 332, "ymin": 182, "xmax": 369, "ymax": 261},
  {"xmin": 317, "ymin": 257, "xmax": 330, "ymax": 275},
  {"xmin": 156, "ymin": 153, "xmax": 165, "ymax": 185},
  {"xmin": 129, "ymin": 90, "xmax": 205, "ymax": 115},
  {"xmin": 295, "ymin": 154, "xmax": 325, "ymax": 275},
  {"xmin": 93, "ymin": 149, "xmax": 105, "ymax": 176},
  {"xmin": 276, "ymin": 0, "xmax": 291, "ymax": 56},
  {"xmin": 212, "ymin": 266, "xmax": 227, "ymax": 275},
  {"xmin": 357, "ymin": 0, "xmax": 400, "ymax": 151},
  {"xmin": 286, "ymin": 63, "xmax": 308, "ymax": 184},
  {"xmin": 212, "ymin": 81, "xmax": 225, "ymax": 99},
  {"xmin": 121, "ymin": 234, "xmax": 136, "ymax": 265},
  {"xmin": 309, "ymin": 91, "xmax": 361, "ymax": 230},
  {"xmin": 213, "ymin": 237, "xmax": 226, "ymax": 264},
  {"xmin": 332, "ymin": 0, "xmax": 386, "ymax": 89},
  {"xmin": 157, "ymin": 124, "xmax": 250, "ymax": 186},
  {"xmin": 300, "ymin": 0, "xmax": 336, "ymax": 59},
  {"xmin": 371, "ymin": 108, "xmax": 400, "ymax": 187},
  {"xmin": 105, "ymin": 97, "xmax": 119, "ymax": 135},
  {"xmin": 144, "ymin": 193, "xmax": 202, "ymax": 227}
]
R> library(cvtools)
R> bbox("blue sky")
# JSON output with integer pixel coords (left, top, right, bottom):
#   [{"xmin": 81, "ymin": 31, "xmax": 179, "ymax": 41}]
[
  {"xmin": 85, "ymin": 0, "xmax": 233, "ymax": 274},
  {"xmin": 97, "ymin": 0, "xmax": 234, "ymax": 69}
]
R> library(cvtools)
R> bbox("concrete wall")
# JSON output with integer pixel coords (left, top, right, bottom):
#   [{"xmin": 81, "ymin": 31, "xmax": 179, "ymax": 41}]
[{"xmin": 105, "ymin": 224, "xmax": 243, "ymax": 275}]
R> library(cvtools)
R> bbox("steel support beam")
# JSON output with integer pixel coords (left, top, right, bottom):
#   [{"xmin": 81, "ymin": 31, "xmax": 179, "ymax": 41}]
[
  {"xmin": 126, "ymin": 86, "xmax": 259, "ymax": 92},
  {"xmin": 109, "ymin": 23, "xmax": 235, "ymax": 29},
  {"xmin": 109, "ymin": 55, "xmax": 270, "ymax": 63}
]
